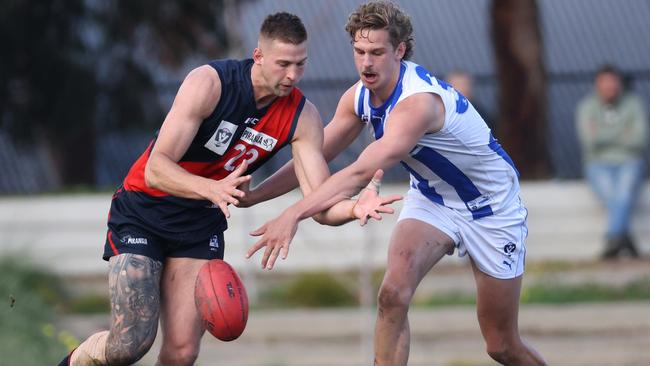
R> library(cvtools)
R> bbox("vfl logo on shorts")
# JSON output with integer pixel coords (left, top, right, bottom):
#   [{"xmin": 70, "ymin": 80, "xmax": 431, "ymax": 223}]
[
  {"xmin": 205, "ymin": 120, "xmax": 238, "ymax": 155},
  {"xmin": 503, "ymin": 242, "xmax": 516, "ymax": 254},
  {"xmin": 502, "ymin": 242, "xmax": 516, "ymax": 270},
  {"xmin": 209, "ymin": 235, "xmax": 220, "ymax": 251}
]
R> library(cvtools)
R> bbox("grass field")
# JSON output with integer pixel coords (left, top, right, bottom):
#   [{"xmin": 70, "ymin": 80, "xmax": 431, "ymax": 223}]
[
  {"xmin": 2, "ymin": 256, "xmax": 649, "ymax": 365},
  {"xmin": 0, "ymin": 258, "xmax": 76, "ymax": 364}
]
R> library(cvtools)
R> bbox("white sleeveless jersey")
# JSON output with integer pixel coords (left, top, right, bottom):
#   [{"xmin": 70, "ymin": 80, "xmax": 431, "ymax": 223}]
[{"xmin": 354, "ymin": 61, "xmax": 520, "ymax": 220}]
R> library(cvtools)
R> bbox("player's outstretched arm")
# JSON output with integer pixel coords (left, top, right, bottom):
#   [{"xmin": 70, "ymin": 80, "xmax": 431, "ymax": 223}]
[
  {"xmin": 246, "ymin": 92, "xmax": 444, "ymax": 269},
  {"xmin": 287, "ymin": 98, "xmax": 400, "ymax": 226},
  {"xmin": 314, "ymin": 169, "xmax": 402, "ymax": 226},
  {"xmin": 144, "ymin": 65, "xmax": 251, "ymax": 218},
  {"xmin": 236, "ymin": 84, "xmax": 365, "ymax": 208}
]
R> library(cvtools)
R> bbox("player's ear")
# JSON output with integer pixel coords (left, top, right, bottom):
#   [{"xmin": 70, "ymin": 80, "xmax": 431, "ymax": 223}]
[
  {"xmin": 253, "ymin": 46, "xmax": 263, "ymax": 64},
  {"xmin": 396, "ymin": 41, "xmax": 406, "ymax": 60}
]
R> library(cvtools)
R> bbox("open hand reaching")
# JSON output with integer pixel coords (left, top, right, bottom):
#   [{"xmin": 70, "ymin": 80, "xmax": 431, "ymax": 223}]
[{"xmin": 351, "ymin": 169, "xmax": 403, "ymax": 226}]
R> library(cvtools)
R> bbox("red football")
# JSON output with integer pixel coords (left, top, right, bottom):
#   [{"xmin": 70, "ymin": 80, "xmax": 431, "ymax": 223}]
[{"xmin": 194, "ymin": 259, "xmax": 249, "ymax": 341}]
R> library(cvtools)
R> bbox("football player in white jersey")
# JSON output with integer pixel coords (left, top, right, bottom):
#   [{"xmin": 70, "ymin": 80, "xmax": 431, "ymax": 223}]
[{"xmin": 244, "ymin": 1, "xmax": 546, "ymax": 365}]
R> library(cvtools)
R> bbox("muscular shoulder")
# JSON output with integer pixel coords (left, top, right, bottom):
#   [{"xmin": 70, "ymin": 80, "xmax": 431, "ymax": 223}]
[
  {"xmin": 296, "ymin": 99, "xmax": 323, "ymax": 130},
  {"xmin": 334, "ymin": 82, "xmax": 362, "ymax": 117},
  {"xmin": 392, "ymin": 92, "xmax": 445, "ymax": 133},
  {"xmin": 292, "ymin": 99, "xmax": 324, "ymax": 142},
  {"xmin": 299, "ymin": 99, "xmax": 320, "ymax": 122},
  {"xmin": 177, "ymin": 65, "xmax": 222, "ymax": 118}
]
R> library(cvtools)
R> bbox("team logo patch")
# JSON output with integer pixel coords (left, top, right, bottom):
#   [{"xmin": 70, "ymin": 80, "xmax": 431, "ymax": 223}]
[
  {"xmin": 215, "ymin": 129, "xmax": 233, "ymax": 147},
  {"xmin": 240, "ymin": 127, "xmax": 277, "ymax": 151},
  {"xmin": 504, "ymin": 242, "xmax": 517, "ymax": 254},
  {"xmin": 209, "ymin": 235, "xmax": 220, "ymax": 251},
  {"xmin": 120, "ymin": 235, "xmax": 148, "ymax": 245},
  {"xmin": 205, "ymin": 120, "xmax": 238, "ymax": 155},
  {"xmin": 467, "ymin": 193, "xmax": 493, "ymax": 211},
  {"xmin": 209, "ymin": 235, "xmax": 220, "ymax": 252}
]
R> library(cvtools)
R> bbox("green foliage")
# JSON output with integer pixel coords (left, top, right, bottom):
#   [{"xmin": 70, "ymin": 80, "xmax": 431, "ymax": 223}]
[
  {"xmin": 261, "ymin": 271, "xmax": 358, "ymax": 308},
  {"xmin": 520, "ymin": 277, "xmax": 650, "ymax": 304},
  {"xmin": 420, "ymin": 291, "xmax": 476, "ymax": 307},
  {"xmin": 0, "ymin": 0, "xmax": 231, "ymax": 186},
  {"xmin": 0, "ymin": 258, "xmax": 74, "ymax": 364},
  {"xmin": 420, "ymin": 277, "xmax": 650, "ymax": 307},
  {"xmin": 67, "ymin": 294, "xmax": 110, "ymax": 314}
]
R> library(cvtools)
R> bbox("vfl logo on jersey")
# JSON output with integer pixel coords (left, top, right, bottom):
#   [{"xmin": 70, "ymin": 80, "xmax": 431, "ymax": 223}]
[
  {"xmin": 240, "ymin": 127, "xmax": 277, "ymax": 151},
  {"xmin": 205, "ymin": 120, "xmax": 238, "ymax": 155},
  {"xmin": 360, "ymin": 114, "xmax": 370, "ymax": 124}
]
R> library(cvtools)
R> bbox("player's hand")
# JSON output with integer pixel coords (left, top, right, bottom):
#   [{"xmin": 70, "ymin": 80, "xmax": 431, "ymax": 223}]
[
  {"xmin": 245, "ymin": 210, "xmax": 299, "ymax": 270},
  {"xmin": 352, "ymin": 169, "xmax": 402, "ymax": 226},
  {"xmin": 207, "ymin": 160, "xmax": 251, "ymax": 218},
  {"xmin": 233, "ymin": 179, "xmax": 256, "ymax": 208}
]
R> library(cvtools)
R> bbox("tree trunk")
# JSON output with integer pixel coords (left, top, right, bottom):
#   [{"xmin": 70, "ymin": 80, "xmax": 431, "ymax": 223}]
[{"xmin": 491, "ymin": 0, "xmax": 551, "ymax": 179}]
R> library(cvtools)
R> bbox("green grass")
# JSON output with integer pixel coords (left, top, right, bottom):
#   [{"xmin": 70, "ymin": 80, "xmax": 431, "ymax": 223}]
[
  {"xmin": 67, "ymin": 294, "xmax": 111, "ymax": 314},
  {"xmin": 520, "ymin": 277, "xmax": 650, "ymax": 304},
  {"xmin": 254, "ymin": 269, "xmax": 650, "ymax": 308},
  {"xmin": 0, "ymin": 258, "xmax": 77, "ymax": 364},
  {"xmin": 259, "ymin": 271, "xmax": 358, "ymax": 308},
  {"xmin": 419, "ymin": 277, "xmax": 650, "ymax": 307}
]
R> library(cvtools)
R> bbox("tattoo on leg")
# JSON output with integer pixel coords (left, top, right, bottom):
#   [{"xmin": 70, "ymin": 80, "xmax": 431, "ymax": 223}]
[{"xmin": 106, "ymin": 254, "xmax": 162, "ymax": 364}]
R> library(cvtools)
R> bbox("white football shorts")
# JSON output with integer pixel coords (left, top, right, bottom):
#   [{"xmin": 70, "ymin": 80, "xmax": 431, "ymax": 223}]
[{"xmin": 398, "ymin": 188, "xmax": 528, "ymax": 279}]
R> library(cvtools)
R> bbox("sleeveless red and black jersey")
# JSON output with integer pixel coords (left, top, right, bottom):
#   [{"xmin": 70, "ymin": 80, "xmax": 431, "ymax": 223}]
[{"xmin": 109, "ymin": 59, "xmax": 305, "ymax": 240}]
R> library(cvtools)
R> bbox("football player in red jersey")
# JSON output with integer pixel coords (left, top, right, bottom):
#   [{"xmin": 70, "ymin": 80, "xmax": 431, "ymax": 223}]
[{"xmin": 59, "ymin": 12, "xmax": 400, "ymax": 366}]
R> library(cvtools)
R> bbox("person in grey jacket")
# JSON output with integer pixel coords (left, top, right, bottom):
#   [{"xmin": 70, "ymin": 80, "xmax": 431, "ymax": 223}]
[{"xmin": 576, "ymin": 64, "xmax": 648, "ymax": 259}]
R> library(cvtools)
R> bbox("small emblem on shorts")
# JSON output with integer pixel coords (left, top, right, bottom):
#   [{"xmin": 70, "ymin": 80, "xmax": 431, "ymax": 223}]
[
  {"xmin": 467, "ymin": 193, "xmax": 493, "ymax": 211},
  {"xmin": 504, "ymin": 242, "xmax": 516, "ymax": 254},
  {"xmin": 502, "ymin": 260, "xmax": 512, "ymax": 270},
  {"xmin": 209, "ymin": 235, "xmax": 219, "ymax": 251},
  {"xmin": 121, "ymin": 235, "xmax": 148, "ymax": 245}
]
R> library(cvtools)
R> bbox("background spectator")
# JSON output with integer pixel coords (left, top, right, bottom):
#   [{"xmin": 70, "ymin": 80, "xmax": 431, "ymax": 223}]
[{"xmin": 575, "ymin": 64, "xmax": 648, "ymax": 259}]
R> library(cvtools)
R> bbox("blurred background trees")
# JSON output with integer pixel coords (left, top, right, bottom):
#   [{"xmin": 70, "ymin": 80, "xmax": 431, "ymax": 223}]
[
  {"xmin": 492, "ymin": 0, "xmax": 551, "ymax": 179},
  {"xmin": 0, "ymin": 0, "xmax": 231, "ymax": 187},
  {"xmin": 2, "ymin": 0, "xmax": 649, "ymax": 192}
]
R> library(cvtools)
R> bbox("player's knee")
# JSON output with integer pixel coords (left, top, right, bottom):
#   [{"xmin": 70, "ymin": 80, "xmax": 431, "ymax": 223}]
[
  {"xmin": 158, "ymin": 344, "xmax": 200, "ymax": 366},
  {"xmin": 377, "ymin": 283, "xmax": 412, "ymax": 311},
  {"xmin": 486, "ymin": 346, "xmax": 515, "ymax": 364},
  {"xmin": 485, "ymin": 338, "xmax": 518, "ymax": 364}
]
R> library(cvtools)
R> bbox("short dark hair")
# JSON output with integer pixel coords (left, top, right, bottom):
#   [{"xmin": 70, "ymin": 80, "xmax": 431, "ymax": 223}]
[
  {"xmin": 260, "ymin": 12, "xmax": 307, "ymax": 44},
  {"xmin": 345, "ymin": 1, "xmax": 414, "ymax": 60},
  {"xmin": 595, "ymin": 64, "xmax": 620, "ymax": 78}
]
